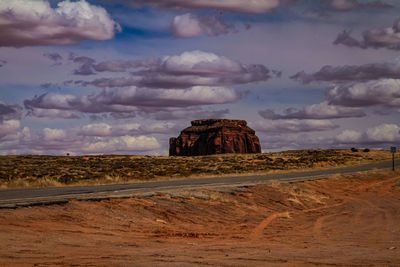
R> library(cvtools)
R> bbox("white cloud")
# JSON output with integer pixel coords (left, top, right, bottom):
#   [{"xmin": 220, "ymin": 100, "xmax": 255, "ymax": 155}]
[
  {"xmin": 336, "ymin": 123, "xmax": 400, "ymax": 144},
  {"xmin": 366, "ymin": 124, "xmax": 400, "ymax": 142},
  {"xmin": 0, "ymin": 124, "xmax": 162, "ymax": 155},
  {"xmin": 81, "ymin": 135, "xmax": 161, "ymax": 153},
  {"xmin": 336, "ymin": 129, "xmax": 363, "ymax": 143},
  {"xmin": 0, "ymin": 120, "xmax": 21, "ymax": 139},
  {"xmin": 334, "ymin": 17, "xmax": 400, "ymax": 50},
  {"xmin": 171, "ymin": 13, "xmax": 231, "ymax": 38},
  {"xmin": 24, "ymin": 86, "xmax": 241, "ymax": 118},
  {"xmin": 77, "ymin": 50, "xmax": 272, "ymax": 89},
  {"xmin": 43, "ymin": 128, "xmax": 67, "ymax": 141},
  {"xmin": 79, "ymin": 123, "xmax": 113, "ymax": 137},
  {"xmin": 78, "ymin": 122, "xmax": 176, "ymax": 136},
  {"xmin": 139, "ymin": 122, "xmax": 177, "ymax": 134},
  {"xmin": 252, "ymin": 119, "xmax": 339, "ymax": 134},
  {"xmin": 326, "ymin": 79, "xmax": 400, "ymax": 108},
  {"xmin": 28, "ymin": 108, "xmax": 80, "ymax": 119},
  {"xmin": 259, "ymin": 101, "xmax": 365, "ymax": 120},
  {"xmin": 0, "ymin": 0, "xmax": 120, "ymax": 47},
  {"xmin": 291, "ymin": 61, "xmax": 400, "ymax": 84}
]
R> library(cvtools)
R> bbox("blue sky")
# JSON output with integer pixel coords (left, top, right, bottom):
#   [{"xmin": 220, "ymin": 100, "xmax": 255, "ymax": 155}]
[{"xmin": 0, "ymin": 0, "xmax": 400, "ymax": 155}]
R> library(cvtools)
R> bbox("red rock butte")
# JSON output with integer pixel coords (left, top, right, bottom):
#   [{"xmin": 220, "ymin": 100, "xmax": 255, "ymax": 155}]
[{"xmin": 169, "ymin": 119, "xmax": 261, "ymax": 156}]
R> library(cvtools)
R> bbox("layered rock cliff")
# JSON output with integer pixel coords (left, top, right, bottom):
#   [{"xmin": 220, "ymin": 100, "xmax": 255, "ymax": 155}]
[{"xmin": 169, "ymin": 119, "xmax": 261, "ymax": 156}]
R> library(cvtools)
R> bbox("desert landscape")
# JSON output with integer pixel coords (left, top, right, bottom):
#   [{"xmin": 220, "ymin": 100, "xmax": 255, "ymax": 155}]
[
  {"xmin": 0, "ymin": 149, "xmax": 392, "ymax": 189},
  {"xmin": 1, "ymin": 0, "xmax": 400, "ymax": 265},
  {"xmin": 0, "ymin": 168, "xmax": 399, "ymax": 266}
]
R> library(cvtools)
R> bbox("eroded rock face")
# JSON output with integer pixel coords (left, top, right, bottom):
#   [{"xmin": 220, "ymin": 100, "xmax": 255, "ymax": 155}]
[{"xmin": 169, "ymin": 119, "xmax": 261, "ymax": 156}]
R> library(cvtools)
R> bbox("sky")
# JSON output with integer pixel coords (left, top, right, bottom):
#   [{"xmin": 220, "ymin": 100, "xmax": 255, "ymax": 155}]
[{"xmin": 0, "ymin": 0, "xmax": 400, "ymax": 155}]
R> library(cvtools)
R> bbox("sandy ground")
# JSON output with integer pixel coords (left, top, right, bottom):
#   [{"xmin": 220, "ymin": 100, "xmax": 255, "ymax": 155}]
[{"xmin": 1, "ymin": 170, "xmax": 400, "ymax": 266}]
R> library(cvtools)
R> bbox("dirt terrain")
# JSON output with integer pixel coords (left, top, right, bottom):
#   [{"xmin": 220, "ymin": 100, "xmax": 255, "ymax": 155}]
[
  {"xmin": 0, "ymin": 149, "xmax": 392, "ymax": 188},
  {"xmin": 1, "ymin": 169, "xmax": 399, "ymax": 266}
]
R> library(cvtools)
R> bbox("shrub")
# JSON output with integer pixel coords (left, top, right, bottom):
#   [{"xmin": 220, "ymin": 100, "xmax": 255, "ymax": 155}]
[
  {"xmin": 351, "ymin": 148, "xmax": 358, "ymax": 152},
  {"xmin": 363, "ymin": 148, "xmax": 370, "ymax": 152}
]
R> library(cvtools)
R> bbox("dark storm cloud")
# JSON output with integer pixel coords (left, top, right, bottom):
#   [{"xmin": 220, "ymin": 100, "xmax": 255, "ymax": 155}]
[
  {"xmin": 258, "ymin": 101, "xmax": 366, "ymax": 120},
  {"xmin": 0, "ymin": 0, "xmax": 120, "ymax": 47},
  {"xmin": 334, "ymin": 18, "xmax": 400, "ymax": 50},
  {"xmin": 291, "ymin": 61, "xmax": 400, "ymax": 84}
]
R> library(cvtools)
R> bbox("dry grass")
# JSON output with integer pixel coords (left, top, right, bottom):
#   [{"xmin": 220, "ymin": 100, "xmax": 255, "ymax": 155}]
[
  {"xmin": 266, "ymin": 179, "xmax": 328, "ymax": 204},
  {"xmin": 0, "ymin": 149, "xmax": 393, "ymax": 189}
]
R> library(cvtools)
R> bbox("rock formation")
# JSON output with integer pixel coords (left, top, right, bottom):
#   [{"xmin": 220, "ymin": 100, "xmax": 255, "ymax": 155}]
[{"xmin": 169, "ymin": 119, "xmax": 261, "ymax": 156}]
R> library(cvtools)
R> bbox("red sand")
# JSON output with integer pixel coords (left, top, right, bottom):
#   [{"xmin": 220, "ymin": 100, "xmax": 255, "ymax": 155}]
[{"xmin": 1, "ymin": 171, "xmax": 400, "ymax": 266}]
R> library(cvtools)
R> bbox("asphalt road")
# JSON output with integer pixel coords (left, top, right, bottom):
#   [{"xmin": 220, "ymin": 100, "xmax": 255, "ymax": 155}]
[{"xmin": 0, "ymin": 159, "xmax": 399, "ymax": 208}]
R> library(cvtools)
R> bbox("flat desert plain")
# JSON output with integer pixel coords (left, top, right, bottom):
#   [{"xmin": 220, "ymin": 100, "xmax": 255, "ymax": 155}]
[{"xmin": 1, "ymin": 169, "xmax": 400, "ymax": 266}]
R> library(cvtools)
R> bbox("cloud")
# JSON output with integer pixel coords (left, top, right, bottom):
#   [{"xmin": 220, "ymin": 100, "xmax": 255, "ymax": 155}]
[
  {"xmin": 24, "ymin": 86, "xmax": 241, "ymax": 118},
  {"xmin": 0, "ymin": 120, "xmax": 31, "ymax": 147},
  {"xmin": 258, "ymin": 101, "xmax": 365, "ymax": 120},
  {"xmin": 171, "ymin": 13, "xmax": 232, "ymax": 38},
  {"xmin": 118, "ymin": 0, "xmax": 281, "ymax": 14},
  {"xmin": 148, "ymin": 107, "xmax": 230, "ymax": 121},
  {"xmin": 291, "ymin": 61, "xmax": 400, "ymax": 84},
  {"xmin": 326, "ymin": 79, "xmax": 400, "ymax": 108},
  {"xmin": 334, "ymin": 18, "xmax": 400, "ymax": 50},
  {"xmin": 78, "ymin": 121, "xmax": 177, "ymax": 136},
  {"xmin": 72, "ymin": 56, "xmax": 97, "ymax": 75},
  {"xmin": 0, "ymin": 122, "xmax": 162, "ymax": 154},
  {"xmin": 139, "ymin": 122, "xmax": 178, "ymax": 134},
  {"xmin": 252, "ymin": 119, "xmax": 339, "ymax": 134},
  {"xmin": 336, "ymin": 129, "xmax": 363, "ymax": 143},
  {"xmin": 93, "ymin": 58, "xmax": 160, "ymax": 73},
  {"xmin": 261, "ymin": 79, "xmax": 400, "ymax": 123},
  {"xmin": 0, "ymin": 59, "xmax": 6, "ymax": 67},
  {"xmin": 27, "ymin": 108, "xmax": 81, "ymax": 119},
  {"xmin": 328, "ymin": 0, "xmax": 392, "ymax": 11},
  {"xmin": 79, "ymin": 122, "xmax": 136, "ymax": 136},
  {"xmin": 258, "ymin": 133, "xmax": 332, "ymax": 151},
  {"xmin": 0, "ymin": 120, "xmax": 21, "ymax": 139},
  {"xmin": 0, "ymin": 0, "xmax": 120, "ymax": 47},
  {"xmin": 77, "ymin": 50, "xmax": 272, "ymax": 89},
  {"xmin": 336, "ymin": 123, "xmax": 400, "ymax": 144},
  {"xmin": 43, "ymin": 53, "xmax": 63, "ymax": 66},
  {"xmin": 69, "ymin": 52, "xmax": 161, "ymax": 74},
  {"xmin": 80, "ymin": 135, "xmax": 161, "ymax": 153},
  {"xmin": 0, "ymin": 131, "xmax": 161, "ymax": 155},
  {"xmin": 43, "ymin": 128, "xmax": 67, "ymax": 141},
  {"xmin": 366, "ymin": 124, "xmax": 400, "ymax": 143},
  {"xmin": 0, "ymin": 101, "xmax": 22, "ymax": 121}
]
